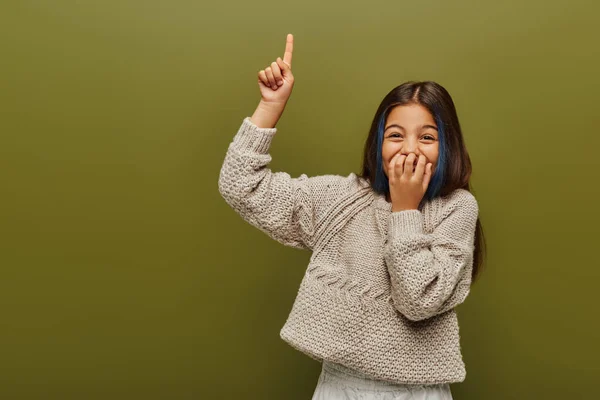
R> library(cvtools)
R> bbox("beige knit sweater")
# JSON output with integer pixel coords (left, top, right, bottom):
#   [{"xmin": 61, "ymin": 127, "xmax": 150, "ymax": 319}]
[{"xmin": 218, "ymin": 116, "xmax": 480, "ymax": 385}]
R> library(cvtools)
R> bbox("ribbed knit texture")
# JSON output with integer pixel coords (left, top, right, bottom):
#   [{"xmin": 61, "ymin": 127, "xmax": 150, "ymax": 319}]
[{"xmin": 218, "ymin": 116, "xmax": 480, "ymax": 385}]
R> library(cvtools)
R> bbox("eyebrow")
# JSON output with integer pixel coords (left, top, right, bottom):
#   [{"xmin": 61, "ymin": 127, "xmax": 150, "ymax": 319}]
[{"xmin": 384, "ymin": 124, "xmax": 438, "ymax": 132}]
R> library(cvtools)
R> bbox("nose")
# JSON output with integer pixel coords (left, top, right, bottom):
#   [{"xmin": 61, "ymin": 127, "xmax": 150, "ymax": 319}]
[{"xmin": 401, "ymin": 138, "xmax": 420, "ymax": 157}]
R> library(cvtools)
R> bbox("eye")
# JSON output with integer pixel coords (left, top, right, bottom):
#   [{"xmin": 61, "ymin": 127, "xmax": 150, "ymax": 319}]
[{"xmin": 422, "ymin": 135, "xmax": 436, "ymax": 140}]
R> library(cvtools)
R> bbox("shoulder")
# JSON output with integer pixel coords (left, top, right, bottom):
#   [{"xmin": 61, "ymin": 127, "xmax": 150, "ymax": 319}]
[
  {"xmin": 300, "ymin": 171, "xmax": 367, "ymax": 192},
  {"xmin": 438, "ymin": 188, "xmax": 479, "ymax": 220},
  {"xmin": 294, "ymin": 172, "xmax": 367, "ymax": 196},
  {"xmin": 444, "ymin": 188, "xmax": 478, "ymax": 206},
  {"xmin": 293, "ymin": 172, "xmax": 368, "ymax": 210}
]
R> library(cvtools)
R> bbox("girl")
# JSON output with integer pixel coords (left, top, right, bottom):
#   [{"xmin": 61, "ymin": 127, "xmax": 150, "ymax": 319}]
[{"xmin": 218, "ymin": 33, "xmax": 486, "ymax": 400}]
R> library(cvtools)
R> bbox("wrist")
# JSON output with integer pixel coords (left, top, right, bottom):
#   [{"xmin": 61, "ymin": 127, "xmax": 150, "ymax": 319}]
[
  {"xmin": 251, "ymin": 101, "xmax": 287, "ymax": 128},
  {"xmin": 391, "ymin": 204, "xmax": 418, "ymax": 212},
  {"xmin": 259, "ymin": 99, "xmax": 287, "ymax": 111}
]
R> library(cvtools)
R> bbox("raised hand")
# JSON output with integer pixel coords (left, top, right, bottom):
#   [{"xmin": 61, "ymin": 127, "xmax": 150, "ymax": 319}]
[
  {"xmin": 257, "ymin": 33, "xmax": 295, "ymax": 106},
  {"xmin": 388, "ymin": 153, "xmax": 433, "ymax": 212}
]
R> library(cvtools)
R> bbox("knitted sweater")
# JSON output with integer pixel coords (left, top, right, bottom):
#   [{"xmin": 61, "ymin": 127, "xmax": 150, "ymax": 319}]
[{"xmin": 217, "ymin": 116, "xmax": 480, "ymax": 385}]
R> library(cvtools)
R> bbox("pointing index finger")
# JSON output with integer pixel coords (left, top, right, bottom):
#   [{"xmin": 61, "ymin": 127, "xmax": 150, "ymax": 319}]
[{"xmin": 283, "ymin": 33, "xmax": 293, "ymax": 68}]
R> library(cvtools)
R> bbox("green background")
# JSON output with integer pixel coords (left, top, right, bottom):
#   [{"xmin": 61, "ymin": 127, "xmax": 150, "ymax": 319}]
[{"xmin": 1, "ymin": 0, "xmax": 598, "ymax": 399}]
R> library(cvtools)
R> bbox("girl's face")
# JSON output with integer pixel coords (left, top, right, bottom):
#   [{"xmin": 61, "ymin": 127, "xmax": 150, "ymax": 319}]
[{"xmin": 382, "ymin": 104, "xmax": 439, "ymax": 179}]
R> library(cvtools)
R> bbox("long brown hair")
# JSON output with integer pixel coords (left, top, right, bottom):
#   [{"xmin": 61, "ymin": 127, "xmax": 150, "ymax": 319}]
[{"xmin": 358, "ymin": 81, "xmax": 487, "ymax": 283}]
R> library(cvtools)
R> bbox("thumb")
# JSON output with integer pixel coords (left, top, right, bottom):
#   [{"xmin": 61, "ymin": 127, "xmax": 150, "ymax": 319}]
[{"xmin": 276, "ymin": 57, "xmax": 291, "ymax": 74}]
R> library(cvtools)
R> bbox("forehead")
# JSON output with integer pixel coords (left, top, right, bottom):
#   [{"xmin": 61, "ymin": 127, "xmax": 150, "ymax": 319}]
[{"xmin": 386, "ymin": 104, "xmax": 435, "ymax": 125}]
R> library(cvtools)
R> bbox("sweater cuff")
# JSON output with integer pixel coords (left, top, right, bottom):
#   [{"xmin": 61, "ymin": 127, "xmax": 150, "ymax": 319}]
[
  {"xmin": 231, "ymin": 117, "xmax": 277, "ymax": 154},
  {"xmin": 388, "ymin": 210, "xmax": 425, "ymax": 236}
]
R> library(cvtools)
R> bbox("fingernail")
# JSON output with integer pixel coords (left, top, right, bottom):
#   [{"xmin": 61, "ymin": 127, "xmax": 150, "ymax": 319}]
[{"xmin": 277, "ymin": 80, "xmax": 283, "ymax": 85}]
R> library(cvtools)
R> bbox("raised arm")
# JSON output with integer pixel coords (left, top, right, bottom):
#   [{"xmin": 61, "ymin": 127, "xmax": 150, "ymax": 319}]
[
  {"xmin": 218, "ymin": 116, "xmax": 353, "ymax": 250},
  {"xmin": 218, "ymin": 34, "xmax": 354, "ymax": 250}
]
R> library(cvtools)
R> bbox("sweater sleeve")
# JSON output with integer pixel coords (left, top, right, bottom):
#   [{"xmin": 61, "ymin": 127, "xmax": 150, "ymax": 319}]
[
  {"xmin": 383, "ymin": 189, "xmax": 479, "ymax": 321},
  {"xmin": 218, "ymin": 116, "xmax": 351, "ymax": 251}
]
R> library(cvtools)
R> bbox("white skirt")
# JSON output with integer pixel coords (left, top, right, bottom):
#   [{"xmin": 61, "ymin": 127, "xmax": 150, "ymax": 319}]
[{"xmin": 311, "ymin": 361, "xmax": 453, "ymax": 400}]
